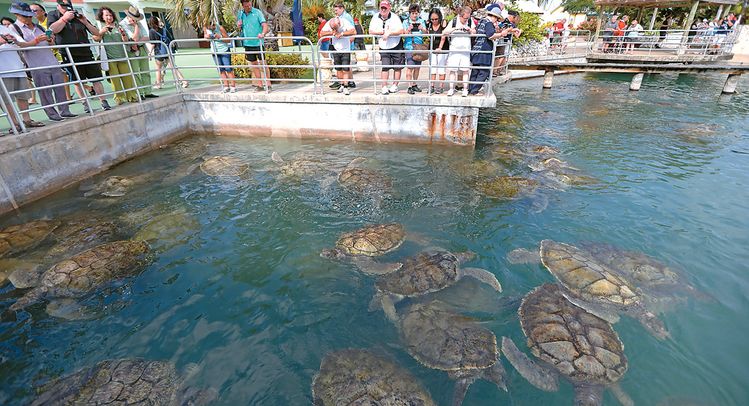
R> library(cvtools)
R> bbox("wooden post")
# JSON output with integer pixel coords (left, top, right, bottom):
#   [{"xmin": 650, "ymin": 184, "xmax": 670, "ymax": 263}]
[
  {"xmin": 722, "ymin": 73, "xmax": 741, "ymax": 94},
  {"xmin": 593, "ymin": 5, "xmax": 604, "ymax": 44},
  {"xmin": 649, "ymin": 7, "xmax": 658, "ymax": 30},
  {"xmin": 630, "ymin": 73, "xmax": 645, "ymax": 91},
  {"xmin": 543, "ymin": 70, "xmax": 554, "ymax": 89},
  {"xmin": 679, "ymin": 1, "xmax": 700, "ymax": 55},
  {"xmin": 637, "ymin": 7, "xmax": 644, "ymax": 21}
]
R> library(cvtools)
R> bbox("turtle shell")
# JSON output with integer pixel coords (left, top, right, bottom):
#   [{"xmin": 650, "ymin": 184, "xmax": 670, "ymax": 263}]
[
  {"xmin": 47, "ymin": 219, "xmax": 119, "ymax": 259},
  {"xmin": 580, "ymin": 242, "xmax": 680, "ymax": 289},
  {"xmin": 39, "ymin": 240, "xmax": 149, "ymax": 295},
  {"xmin": 401, "ymin": 302, "xmax": 498, "ymax": 372},
  {"xmin": 519, "ymin": 283, "xmax": 628, "ymax": 385},
  {"xmin": 134, "ymin": 210, "xmax": 199, "ymax": 251},
  {"xmin": 278, "ymin": 153, "xmax": 328, "ymax": 179},
  {"xmin": 200, "ymin": 156, "xmax": 249, "ymax": 177},
  {"xmin": 312, "ymin": 349, "xmax": 435, "ymax": 406},
  {"xmin": 335, "ymin": 223, "xmax": 405, "ymax": 257},
  {"xmin": 0, "ymin": 220, "xmax": 59, "ymax": 258},
  {"xmin": 476, "ymin": 176, "xmax": 537, "ymax": 199},
  {"xmin": 31, "ymin": 359, "xmax": 180, "ymax": 405},
  {"xmin": 540, "ymin": 240, "xmax": 639, "ymax": 307},
  {"xmin": 338, "ymin": 167, "xmax": 392, "ymax": 193},
  {"xmin": 376, "ymin": 250, "xmax": 460, "ymax": 297}
]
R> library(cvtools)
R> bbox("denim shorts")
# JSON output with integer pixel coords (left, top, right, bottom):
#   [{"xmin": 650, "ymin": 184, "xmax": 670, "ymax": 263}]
[{"xmin": 213, "ymin": 53, "xmax": 233, "ymax": 73}]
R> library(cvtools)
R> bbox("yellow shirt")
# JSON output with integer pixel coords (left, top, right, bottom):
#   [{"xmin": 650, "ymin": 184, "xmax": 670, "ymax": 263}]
[{"xmin": 38, "ymin": 17, "xmax": 47, "ymax": 29}]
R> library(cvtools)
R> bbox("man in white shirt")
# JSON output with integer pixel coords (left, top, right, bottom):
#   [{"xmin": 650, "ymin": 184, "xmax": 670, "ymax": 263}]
[
  {"xmin": 0, "ymin": 21, "xmax": 46, "ymax": 131},
  {"xmin": 320, "ymin": 16, "xmax": 355, "ymax": 95},
  {"xmin": 368, "ymin": 0, "xmax": 404, "ymax": 95},
  {"xmin": 443, "ymin": 6, "xmax": 475, "ymax": 96}
]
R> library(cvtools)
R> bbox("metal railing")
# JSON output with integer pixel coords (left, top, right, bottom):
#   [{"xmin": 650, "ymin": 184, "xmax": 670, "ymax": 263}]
[
  {"xmin": 592, "ymin": 27, "xmax": 741, "ymax": 57},
  {"xmin": 510, "ymin": 30, "xmax": 591, "ymax": 63}
]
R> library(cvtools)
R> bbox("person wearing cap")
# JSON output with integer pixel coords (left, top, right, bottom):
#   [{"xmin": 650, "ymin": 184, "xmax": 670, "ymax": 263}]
[
  {"xmin": 237, "ymin": 0, "xmax": 270, "ymax": 91},
  {"xmin": 11, "ymin": 1, "xmax": 76, "ymax": 122},
  {"xmin": 467, "ymin": 6, "xmax": 505, "ymax": 96},
  {"xmin": 47, "ymin": 0, "xmax": 111, "ymax": 113},
  {"xmin": 368, "ymin": 0, "xmax": 405, "ymax": 95},
  {"xmin": 320, "ymin": 16, "xmax": 355, "ymax": 95},
  {"xmin": 119, "ymin": 6, "xmax": 155, "ymax": 98}
]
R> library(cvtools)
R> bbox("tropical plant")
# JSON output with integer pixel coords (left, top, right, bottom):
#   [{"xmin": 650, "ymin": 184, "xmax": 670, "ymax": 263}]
[
  {"xmin": 164, "ymin": 0, "xmax": 224, "ymax": 30},
  {"xmin": 231, "ymin": 52, "xmax": 311, "ymax": 79},
  {"xmin": 561, "ymin": 0, "xmax": 595, "ymax": 14},
  {"xmin": 513, "ymin": 11, "xmax": 545, "ymax": 47}
]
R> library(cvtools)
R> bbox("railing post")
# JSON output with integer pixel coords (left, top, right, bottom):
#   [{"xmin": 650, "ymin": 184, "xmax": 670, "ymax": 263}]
[
  {"xmin": 427, "ymin": 34, "xmax": 433, "ymax": 95},
  {"xmin": 0, "ymin": 76, "xmax": 22, "ymax": 134},
  {"xmin": 260, "ymin": 42, "xmax": 269, "ymax": 93},
  {"xmin": 66, "ymin": 47, "xmax": 94, "ymax": 116},
  {"xmin": 310, "ymin": 38, "xmax": 318, "ymax": 95},
  {"xmin": 165, "ymin": 41, "xmax": 182, "ymax": 93},
  {"xmin": 123, "ymin": 43, "xmax": 142, "ymax": 103},
  {"xmin": 371, "ymin": 35, "xmax": 377, "ymax": 95},
  {"xmin": 679, "ymin": 1, "xmax": 700, "ymax": 55}
]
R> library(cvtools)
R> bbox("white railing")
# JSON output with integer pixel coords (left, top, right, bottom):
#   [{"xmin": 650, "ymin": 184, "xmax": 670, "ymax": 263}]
[{"xmin": 592, "ymin": 27, "xmax": 741, "ymax": 57}]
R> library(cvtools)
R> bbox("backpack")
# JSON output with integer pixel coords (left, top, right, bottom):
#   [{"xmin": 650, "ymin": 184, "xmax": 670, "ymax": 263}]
[
  {"xmin": 154, "ymin": 28, "xmax": 178, "ymax": 55},
  {"xmin": 448, "ymin": 17, "xmax": 476, "ymax": 47}
]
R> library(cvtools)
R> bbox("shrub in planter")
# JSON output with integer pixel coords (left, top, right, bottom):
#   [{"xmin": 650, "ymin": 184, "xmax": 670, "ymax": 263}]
[{"xmin": 231, "ymin": 53, "xmax": 311, "ymax": 80}]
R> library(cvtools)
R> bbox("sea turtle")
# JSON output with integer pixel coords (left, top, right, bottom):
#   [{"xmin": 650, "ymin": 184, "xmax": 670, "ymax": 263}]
[
  {"xmin": 337, "ymin": 158, "xmax": 392, "ymax": 194},
  {"xmin": 3, "ymin": 258, "xmax": 44, "ymax": 289},
  {"xmin": 134, "ymin": 209, "xmax": 200, "ymax": 252},
  {"xmin": 271, "ymin": 151, "xmax": 332, "ymax": 180},
  {"xmin": 320, "ymin": 223, "xmax": 406, "ymax": 275},
  {"xmin": 475, "ymin": 176, "xmax": 538, "ymax": 199},
  {"xmin": 397, "ymin": 302, "xmax": 507, "ymax": 406},
  {"xmin": 529, "ymin": 158, "xmax": 598, "ymax": 187},
  {"xmin": 531, "ymin": 145, "xmax": 560, "ymax": 156},
  {"xmin": 9, "ymin": 240, "xmax": 151, "ymax": 316},
  {"xmin": 507, "ymin": 240, "xmax": 669, "ymax": 340},
  {"xmin": 0, "ymin": 219, "xmax": 59, "ymax": 258},
  {"xmin": 81, "ymin": 176, "xmax": 135, "ymax": 197},
  {"xmin": 370, "ymin": 249, "xmax": 502, "ymax": 321},
  {"xmin": 501, "ymin": 284, "xmax": 633, "ymax": 406},
  {"xmin": 31, "ymin": 358, "xmax": 215, "ymax": 406},
  {"xmin": 199, "ymin": 156, "xmax": 250, "ymax": 177},
  {"xmin": 46, "ymin": 218, "xmax": 120, "ymax": 260},
  {"xmin": 312, "ymin": 348, "xmax": 436, "ymax": 406}
]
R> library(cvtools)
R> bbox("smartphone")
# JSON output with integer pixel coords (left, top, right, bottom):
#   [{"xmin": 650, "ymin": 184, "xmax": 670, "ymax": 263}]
[
  {"xmin": 412, "ymin": 23, "xmax": 420, "ymax": 30},
  {"xmin": 45, "ymin": 29, "xmax": 53, "ymax": 37}
]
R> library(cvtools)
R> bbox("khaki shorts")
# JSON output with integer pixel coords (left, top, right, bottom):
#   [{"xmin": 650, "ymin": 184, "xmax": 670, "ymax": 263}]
[{"xmin": 1, "ymin": 77, "xmax": 31, "ymax": 101}]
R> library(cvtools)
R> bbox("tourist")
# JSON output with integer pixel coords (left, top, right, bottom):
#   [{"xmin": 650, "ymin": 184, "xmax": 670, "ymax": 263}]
[
  {"xmin": 443, "ymin": 6, "xmax": 474, "ymax": 97},
  {"xmin": 332, "ymin": 2, "xmax": 355, "ymax": 88},
  {"xmin": 29, "ymin": 3, "xmax": 45, "ymax": 27},
  {"xmin": 12, "ymin": 1, "xmax": 76, "ymax": 121},
  {"xmin": 317, "ymin": 13, "xmax": 330, "ymax": 57},
  {"xmin": 93, "ymin": 7, "xmax": 137, "ymax": 105},
  {"xmin": 625, "ymin": 19, "xmax": 643, "ymax": 53},
  {"xmin": 551, "ymin": 18, "xmax": 565, "ymax": 48},
  {"xmin": 602, "ymin": 15, "xmax": 617, "ymax": 52},
  {"xmin": 368, "ymin": 0, "xmax": 404, "ymax": 95},
  {"xmin": 353, "ymin": 18, "xmax": 365, "ymax": 50},
  {"xmin": 403, "ymin": 4, "xmax": 426, "ymax": 95},
  {"xmin": 119, "ymin": 6, "xmax": 156, "ymax": 98},
  {"xmin": 426, "ymin": 7, "xmax": 448, "ymax": 94},
  {"xmin": 149, "ymin": 16, "xmax": 187, "ymax": 89},
  {"xmin": 0, "ymin": 17, "xmax": 45, "ymax": 131},
  {"xmin": 1, "ymin": 17, "xmax": 14, "ymax": 26},
  {"xmin": 320, "ymin": 16, "xmax": 355, "ymax": 95},
  {"xmin": 204, "ymin": 21, "xmax": 236, "ymax": 93},
  {"xmin": 237, "ymin": 0, "xmax": 271, "ymax": 91},
  {"xmin": 495, "ymin": 10, "xmax": 521, "ymax": 75},
  {"xmin": 467, "ymin": 6, "xmax": 503, "ymax": 96},
  {"xmin": 47, "ymin": 0, "xmax": 110, "ymax": 112},
  {"xmin": 613, "ymin": 15, "xmax": 627, "ymax": 53}
]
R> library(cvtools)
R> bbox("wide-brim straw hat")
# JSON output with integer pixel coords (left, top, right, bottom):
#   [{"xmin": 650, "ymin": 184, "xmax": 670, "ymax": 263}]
[
  {"xmin": 125, "ymin": 6, "xmax": 143, "ymax": 20},
  {"xmin": 487, "ymin": 8, "xmax": 503, "ymax": 19}
]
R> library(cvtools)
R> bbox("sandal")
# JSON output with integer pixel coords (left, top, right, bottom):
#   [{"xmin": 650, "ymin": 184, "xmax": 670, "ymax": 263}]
[{"xmin": 23, "ymin": 120, "xmax": 45, "ymax": 128}]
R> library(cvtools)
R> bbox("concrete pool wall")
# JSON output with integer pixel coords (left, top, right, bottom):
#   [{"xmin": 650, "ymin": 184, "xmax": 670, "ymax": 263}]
[{"xmin": 0, "ymin": 90, "xmax": 492, "ymax": 214}]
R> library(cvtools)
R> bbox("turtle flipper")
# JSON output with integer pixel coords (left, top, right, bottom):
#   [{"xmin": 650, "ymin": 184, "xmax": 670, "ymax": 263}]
[
  {"xmin": 367, "ymin": 291, "xmax": 399, "ymax": 323},
  {"xmin": 563, "ymin": 293, "xmax": 621, "ymax": 324},
  {"xmin": 460, "ymin": 267, "xmax": 502, "ymax": 292},
  {"xmin": 609, "ymin": 382, "xmax": 634, "ymax": 406},
  {"xmin": 574, "ymin": 383, "xmax": 605, "ymax": 406},
  {"xmin": 351, "ymin": 257, "xmax": 402, "ymax": 276},
  {"xmin": 271, "ymin": 151, "xmax": 284, "ymax": 164},
  {"xmin": 501, "ymin": 337, "xmax": 559, "ymax": 392},
  {"xmin": 631, "ymin": 306, "xmax": 669, "ymax": 340},
  {"xmin": 9, "ymin": 286, "xmax": 48, "ymax": 312},
  {"xmin": 506, "ymin": 248, "xmax": 542, "ymax": 264},
  {"xmin": 450, "ymin": 376, "xmax": 477, "ymax": 406},
  {"xmin": 482, "ymin": 361, "xmax": 508, "ymax": 392},
  {"xmin": 46, "ymin": 299, "xmax": 95, "ymax": 320}
]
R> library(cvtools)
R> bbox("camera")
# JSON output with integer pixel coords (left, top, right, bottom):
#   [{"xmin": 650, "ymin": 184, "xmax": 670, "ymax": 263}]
[
  {"xmin": 64, "ymin": 5, "xmax": 81, "ymax": 18},
  {"xmin": 411, "ymin": 23, "xmax": 420, "ymax": 30},
  {"xmin": 3, "ymin": 34, "xmax": 15, "ymax": 45}
]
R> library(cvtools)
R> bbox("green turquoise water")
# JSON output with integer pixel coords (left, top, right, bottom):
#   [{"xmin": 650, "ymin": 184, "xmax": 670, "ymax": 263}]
[{"xmin": 1, "ymin": 72, "xmax": 748, "ymax": 405}]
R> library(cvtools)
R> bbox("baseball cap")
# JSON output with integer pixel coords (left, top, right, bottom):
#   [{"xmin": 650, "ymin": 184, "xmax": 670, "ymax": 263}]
[{"xmin": 379, "ymin": 1, "xmax": 391, "ymax": 9}]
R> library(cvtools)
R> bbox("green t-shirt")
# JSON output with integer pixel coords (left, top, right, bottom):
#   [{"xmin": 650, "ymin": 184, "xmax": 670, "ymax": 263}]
[
  {"xmin": 237, "ymin": 8, "xmax": 266, "ymax": 47},
  {"xmin": 100, "ymin": 27, "xmax": 127, "ymax": 60}
]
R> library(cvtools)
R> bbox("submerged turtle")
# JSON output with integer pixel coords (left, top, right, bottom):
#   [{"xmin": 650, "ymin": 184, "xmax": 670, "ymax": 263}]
[
  {"xmin": 531, "ymin": 145, "xmax": 560, "ymax": 156},
  {"xmin": 47, "ymin": 218, "xmax": 120, "ymax": 260},
  {"xmin": 529, "ymin": 158, "xmax": 597, "ymax": 187},
  {"xmin": 134, "ymin": 209, "xmax": 200, "ymax": 252},
  {"xmin": 3, "ymin": 258, "xmax": 44, "ymax": 289},
  {"xmin": 9, "ymin": 240, "xmax": 150, "ymax": 315},
  {"xmin": 312, "ymin": 348, "xmax": 435, "ymax": 406},
  {"xmin": 271, "ymin": 151, "xmax": 331, "ymax": 180},
  {"xmin": 475, "ymin": 176, "xmax": 538, "ymax": 199},
  {"xmin": 199, "ymin": 156, "xmax": 250, "ymax": 177},
  {"xmin": 0, "ymin": 220, "xmax": 59, "ymax": 258},
  {"xmin": 371, "ymin": 249, "xmax": 502, "ymax": 321},
  {"xmin": 398, "ymin": 302, "xmax": 507, "ymax": 406},
  {"xmin": 81, "ymin": 176, "xmax": 135, "ymax": 198},
  {"xmin": 337, "ymin": 158, "xmax": 392, "ymax": 194},
  {"xmin": 320, "ymin": 223, "xmax": 406, "ymax": 275},
  {"xmin": 502, "ymin": 284, "xmax": 632, "ymax": 406},
  {"xmin": 507, "ymin": 240, "xmax": 669, "ymax": 340},
  {"xmin": 31, "ymin": 358, "xmax": 215, "ymax": 406}
]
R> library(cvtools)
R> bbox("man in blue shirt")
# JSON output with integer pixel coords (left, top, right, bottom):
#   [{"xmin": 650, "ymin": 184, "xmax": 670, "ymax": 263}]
[{"xmin": 237, "ymin": 0, "xmax": 270, "ymax": 90}]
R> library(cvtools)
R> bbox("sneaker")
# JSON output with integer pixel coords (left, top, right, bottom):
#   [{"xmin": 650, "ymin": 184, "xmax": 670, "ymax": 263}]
[
  {"xmin": 436, "ymin": 87, "xmax": 444, "ymax": 94},
  {"xmin": 348, "ymin": 81, "xmax": 356, "ymax": 88},
  {"xmin": 144, "ymin": 94, "xmax": 159, "ymax": 98},
  {"xmin": 407, "ymin": 86, "xmax": 415, "ymax": 95},
  {"xmin": 455, "ymin": 84, "xmax": 464, "ymax": 91},
  {"xmin": 222, "ymin": 87, "xmax": 230, "ymax": 93},
  {"xmin": 181, "ymin": 81, "xmax": 190, "ymax": 88},
  {"xmin": 102, "ymin": 101, "xmax": 112, "ymax": 111},
  {"xmin": 381, "ymin": 86, "xmax": 389, "ymax": 95},
  {"xmin": 60, "ymin": 112, "xmax": 77, "ymax": 118},
  {"xmin": 447, "ymin": 89, "xmax": 454, "ymax": 97},
  {"xmin": 153, "ymin": 83, "xmax": 162, "ymax": 90},
  {"xmin": 462, "ymin": 89, "xmax": 468, "ymax": 97},
  {"xmin": 49, "ymin": 116, "xmax": 64, "ymax": 122},
  {"xmin": 430, "ymin": 86, "xmax": 435, "ymax": 93},
  {"xmin": 83, "ymin": 105, "xmax": 91, "ymax": 114},
  {"xmin": 229, "ymin": 87, "xmax": 237, "ymax": 93},
  {"xmin": 337, "ymin": 85, "xmax": 345, "ymax": 93},
  {"xmin": 23, "ymin": 120, "xmax": 45, "ymax": 128},
  {"xmin": 343, "ymin": 87, "xmax": 350, "ymax": 95},
  {"xmin": 389, "ymin": 84, "xmax": 398, "ymax": 93},
  {"xmin": 413, "ymin": 85, "xmax": 422, "ymax": 92},
  {"xmin": 330, "ymin": 82, "xmax": 341, "ymax": 89}
]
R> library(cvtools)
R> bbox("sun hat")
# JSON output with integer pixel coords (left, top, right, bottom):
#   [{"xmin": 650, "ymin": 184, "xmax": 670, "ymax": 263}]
[
  {"xmin": 125, "ymin": 5, "xmax": 143, "ymax": 20},
  {"xmin": 487, "ymin": 8, "xmax": 503, "ymax": 19},
  {"xmin": 9, "ymin": 2, "xmax": 35, "ymax": 17}
]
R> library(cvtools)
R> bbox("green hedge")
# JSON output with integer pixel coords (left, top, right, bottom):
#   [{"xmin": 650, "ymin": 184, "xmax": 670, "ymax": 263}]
[{"xmin": 231, "ymin": 53, "xmax": 311, "ymax": 79}]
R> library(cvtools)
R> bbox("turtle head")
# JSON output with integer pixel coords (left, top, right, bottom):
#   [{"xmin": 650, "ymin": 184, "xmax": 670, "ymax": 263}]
[
  {"xmin": 642, "ymin": 311, "xmax": 670, "ymax": 340},
  {"xmin": 454, "ymin": 250, "xmax": 477, "ymax": 264},
  {"xmin": 574, "ymin": 384, "xmax": 605, "ymax": 406},
  {"xmin": 320, "ymin": 248, "xmax": 346, "ymax": 261}
]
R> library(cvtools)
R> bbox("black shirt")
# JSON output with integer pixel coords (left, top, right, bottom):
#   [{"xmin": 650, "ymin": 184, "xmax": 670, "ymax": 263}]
[{"xmin": 47, "ymin": 9, "xmax": 93, "ymax": 58}]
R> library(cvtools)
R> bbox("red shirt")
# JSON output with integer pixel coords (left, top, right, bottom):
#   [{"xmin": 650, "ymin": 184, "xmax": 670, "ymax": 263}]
[
  {"xmin": 614, "ymin": 20, "xmax": 626, "ymax": 36},
  {"xmin": 318, "ymin": 20, "xmax": 330, "ymax": 43}
]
